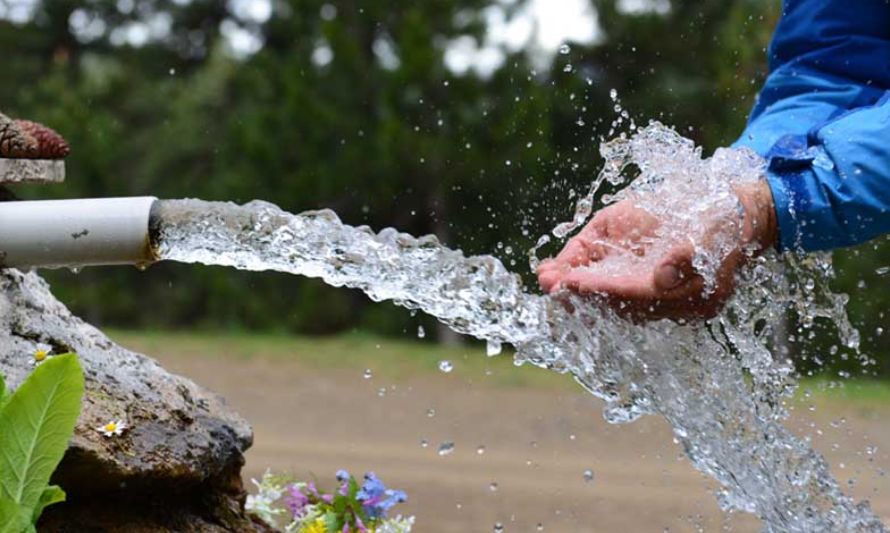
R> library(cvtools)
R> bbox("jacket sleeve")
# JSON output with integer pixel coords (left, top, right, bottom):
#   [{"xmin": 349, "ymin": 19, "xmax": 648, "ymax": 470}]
[{"xmin": 732, "ymin": 0, "xmax": 890, "ymax": 252}]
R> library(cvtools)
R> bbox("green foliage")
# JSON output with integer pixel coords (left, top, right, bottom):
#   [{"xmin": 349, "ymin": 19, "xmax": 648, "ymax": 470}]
[
  {"xmin": 0, "ymin": 374, "xmax": 7, "ymax": 407},
  {"xmin": 0, "ymin": 499, "xmax": 31, "ymax": 533},
  {"xmin": 0, "ymin": 354, "xmax": 84, "ymax": 530}
]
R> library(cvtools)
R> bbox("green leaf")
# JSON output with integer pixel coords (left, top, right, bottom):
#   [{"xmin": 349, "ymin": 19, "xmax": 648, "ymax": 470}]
[
  {"xmin": 0, "ymin": 354, "xmax": 84, "ymax": 512},
  {"xmin": 0, "ymin": 498, "xmax": 30, "ymax": 533},
  {"xmin": 30, "ymin": 485, "xmax": 65, "ymax": 523},
  {"xmin": 347, "ymin": 477, "xmax": 359, "ymax": 499},
  {"xmin": 333, "ymin": 493, "xmax": 347, "ymax": 514},
  {"xmin": 322, "ymin": 511, "xmax": 339, "ymax": 532},
  {"xmin": 0, "ymin": 374, "xmax": 7, "ymax": 410}
]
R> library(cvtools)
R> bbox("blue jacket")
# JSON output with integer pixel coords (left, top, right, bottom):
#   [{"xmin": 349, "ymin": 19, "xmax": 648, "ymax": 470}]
[{"xmin": 733, "ymin": 0, "xmax": 890, "ymax": 252}]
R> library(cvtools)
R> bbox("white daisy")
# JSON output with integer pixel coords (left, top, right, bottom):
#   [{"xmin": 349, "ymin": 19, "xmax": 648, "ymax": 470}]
[
  {"xmin": 97, "ymin": 420, "xmax": 127, "ymax": 438},
  {"xmin": 30, "ymin": 348, "xmax": 53, "ymax": 367}
]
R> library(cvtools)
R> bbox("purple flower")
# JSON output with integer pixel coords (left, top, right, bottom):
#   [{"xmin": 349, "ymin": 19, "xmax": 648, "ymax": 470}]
[
  {"xmin": 284, "ymin": 483, "xmax": 310, "ymax": 518},
  {"xmin": 356, "ymin": 472, "xmax": 407, "ymax": 519},
  {"xmin": 306, "ymin": 482, "xmax": 334, "ymax": 504},
  {"xmin": 335, "ymin": 470, "xmax": 353, "ymax": 496}
]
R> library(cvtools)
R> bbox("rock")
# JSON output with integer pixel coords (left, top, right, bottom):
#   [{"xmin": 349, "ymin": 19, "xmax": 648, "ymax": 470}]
[{"xmin": 0, "ymin": 269, "xmax": 266, "ymax": 531}]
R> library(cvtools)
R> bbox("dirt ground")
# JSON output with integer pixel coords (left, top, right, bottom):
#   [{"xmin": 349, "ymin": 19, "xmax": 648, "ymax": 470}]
[{"xmin": 125, "ymin": 335, "xmax": 890, "ymax": 532}]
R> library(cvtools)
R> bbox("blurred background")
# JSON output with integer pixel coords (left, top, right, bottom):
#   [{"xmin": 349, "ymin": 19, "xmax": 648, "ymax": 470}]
[
  {"xmin": 3, "ymin": 0, "xmax": 890, "ymax": 531},
  {"xmin": 2, "ymin": 0, "xmax": 888, "ymax": 376}
]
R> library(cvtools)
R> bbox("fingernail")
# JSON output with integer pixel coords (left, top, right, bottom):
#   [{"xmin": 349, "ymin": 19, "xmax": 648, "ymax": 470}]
[{"xmin": 655, "ymin": 264, "xmax": 681, "ymax": 289}]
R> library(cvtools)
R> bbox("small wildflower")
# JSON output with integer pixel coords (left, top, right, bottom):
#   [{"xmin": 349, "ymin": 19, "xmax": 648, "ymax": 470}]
[
  {"xmin": 357, "ymin": 472, "xmax": 407, "ymax": 520},
  {"xmin": 30, "ymin": 347, "xmax": 53, "ymax": 367},
  {"xmin": 97, "ymin": 419, "xmax": 127, "ymax": 438},
  {"xmin": 246, "ymin": 470, "xmax": 287, "ymax": 525},
  {"xmin": 376, "ymin": 516, "xmax": 416, "ymax": 533},
  {"xmin": 300, "ymin": 518, "xmax": 328, "ymax": 533},
  {"xmin": 247, "ymin": 469, "xmax": 413, "ymax": 532}
]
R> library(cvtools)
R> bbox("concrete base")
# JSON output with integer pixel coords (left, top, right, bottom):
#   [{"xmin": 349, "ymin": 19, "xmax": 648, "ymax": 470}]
[{"xmin": 0, "ymin": 158, "xmax": 65, "ymax": 184}]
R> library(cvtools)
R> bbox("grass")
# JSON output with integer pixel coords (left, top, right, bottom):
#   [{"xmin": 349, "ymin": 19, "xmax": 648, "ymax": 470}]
[
  {"xmin": 792, "ymin": 378, "xmax": 890, "ymax": 419},
  {"xmin": 106, "ymin": 328, "xmax": 573, "ymax": 390},
  {"xmin": 106, "ymin": 329, "xmax": 890, "ymax": 406}
]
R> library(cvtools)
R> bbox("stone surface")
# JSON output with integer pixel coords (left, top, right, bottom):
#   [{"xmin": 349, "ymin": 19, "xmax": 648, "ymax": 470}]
[
  {"xmin": 0, "ymin": 158, "xmax": 65, "ymax": 184},
  {"xmin": 0, "ymin": 269, "xmax": 264, "ymax": 531}
]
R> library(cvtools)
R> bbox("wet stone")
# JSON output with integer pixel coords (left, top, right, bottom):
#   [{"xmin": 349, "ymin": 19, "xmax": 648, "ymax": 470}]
[{"xmin": 0, "ymin": 269, "xmax": 263, "ymax": 531}]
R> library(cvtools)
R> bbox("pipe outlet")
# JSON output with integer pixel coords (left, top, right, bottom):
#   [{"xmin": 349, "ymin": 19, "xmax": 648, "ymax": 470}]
[{"xmin": 0, "ymin": 197, "xmax": 158, "ymax": 269}]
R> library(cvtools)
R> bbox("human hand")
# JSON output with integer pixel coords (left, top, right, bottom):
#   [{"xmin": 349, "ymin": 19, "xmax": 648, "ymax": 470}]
[{"xmin": 537, "ymin": 181, "xmax": 777, "ymax": 321}]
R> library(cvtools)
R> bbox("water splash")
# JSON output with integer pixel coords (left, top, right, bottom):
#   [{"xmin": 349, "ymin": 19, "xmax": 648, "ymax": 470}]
[{"xmin": 151, "ymin": 122, "xmax": 884, "ymax": 532}]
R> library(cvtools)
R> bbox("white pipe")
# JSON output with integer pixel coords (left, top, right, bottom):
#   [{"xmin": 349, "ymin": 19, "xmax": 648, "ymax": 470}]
[{"xmin": 0, "ymin": 197, "xmax": 158, "ymax": 269}]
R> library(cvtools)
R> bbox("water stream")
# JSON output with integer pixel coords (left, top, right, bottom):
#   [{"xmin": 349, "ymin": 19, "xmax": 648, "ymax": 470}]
[{"xmin": 151, "ymin": 123, "xmax": 885, "ymax": 532}]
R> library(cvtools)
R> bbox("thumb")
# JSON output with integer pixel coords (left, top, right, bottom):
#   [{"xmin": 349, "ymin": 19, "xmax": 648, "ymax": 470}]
[{"xmin": 655, "ymin": 242, "xmax": 696, "ymax": 291}]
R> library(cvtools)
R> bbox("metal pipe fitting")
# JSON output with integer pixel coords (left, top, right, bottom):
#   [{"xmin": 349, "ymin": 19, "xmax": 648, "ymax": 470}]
[{"xmin": 0, "ymin": 197, "xmax": 159, "ymax": 269}]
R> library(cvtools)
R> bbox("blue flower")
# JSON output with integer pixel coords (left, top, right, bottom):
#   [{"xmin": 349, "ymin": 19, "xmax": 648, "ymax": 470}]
[{"xmin": 357, "ymin": 472, "xmax": 407, "ymax": 519}]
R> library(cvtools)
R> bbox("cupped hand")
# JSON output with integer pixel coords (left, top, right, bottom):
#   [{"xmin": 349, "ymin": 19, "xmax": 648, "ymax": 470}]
[{"xmin": 537, "ymin": 181, "xmax": 777, "ymax": 321}]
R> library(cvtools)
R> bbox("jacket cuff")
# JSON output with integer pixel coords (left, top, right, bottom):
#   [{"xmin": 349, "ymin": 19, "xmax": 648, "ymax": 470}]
[{"xmin": 763, "ymin": 168, "xmax": 801, "ymax": 253}]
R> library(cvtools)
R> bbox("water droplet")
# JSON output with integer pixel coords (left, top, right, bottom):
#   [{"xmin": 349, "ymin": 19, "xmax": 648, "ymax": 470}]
[
  {"xmin": 420, "ymin": 438, "xmax": 429, "ymax": 448},
  {"xmin": 363, "ymin": 368, "xmax": 372, "ymax": 379},
  {"xmin": 609, "ymin": 88, "xmax": 618, "ymax": 100},
  {"xmin": 558, "ymin": 43, "xmax": 571, "ymax": 55},
  {"xmin": 427, "ymin": 408, "xmax": 436, "ymax": 417},
  {"xmin": 583, "ymin": 469, "xmax": 594, "ymax": 483},
  {"xmin": 537, "ymin": 524, "xmax": 544, "ymax": 531},
  {"xmin": 377, "ymin": 387, "xmax": 386, "ymax": 397},
  {"xmin": 168, "ymin": 67, "xmax": 176, "ymax": 75},
  {"xmin": 563, "ymin": 63, "xmax": 573, "ymax": 73},
  {"xmin": 486, "ymin": 341, "xmax": 502, "ymax": 357},
  {"xmin": 489, "ymin": 482, "xmax": 499, "ymax": 492},
  {"xmin": 493, "ymin": 523, "xmax": 504, "ymax": 533},
  {"xmin": 438, "ymin": 441, "xmax": 455, "ymax": 456},
  {"xmin": 476, "ymin": 445, "xmax": 486, "ymax": 455},
  {"xmin": 417, "ymin": 325, "xmax": 426, "ymax": 338},
  {"xmin": 68, "ymin": 266, "xmax": 81, "ymax": 275},
  {"xmin": 438, "ymin": 360, "xmax": 453, "ymax": 373},
  {"xmin": 876, "ymin": 266, "xmax": 890, "ymax": 276}
]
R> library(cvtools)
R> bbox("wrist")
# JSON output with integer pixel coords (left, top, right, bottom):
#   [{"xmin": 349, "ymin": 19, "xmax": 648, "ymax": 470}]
[{"xmin": 733, "ymin": 180, "xmax": 778, "ymax": 254}]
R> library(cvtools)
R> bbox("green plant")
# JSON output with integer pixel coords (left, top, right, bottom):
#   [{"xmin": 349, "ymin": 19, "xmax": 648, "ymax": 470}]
[{"xmin": 0, "ymin": 354, "xmax": 84, "ymax": 532}]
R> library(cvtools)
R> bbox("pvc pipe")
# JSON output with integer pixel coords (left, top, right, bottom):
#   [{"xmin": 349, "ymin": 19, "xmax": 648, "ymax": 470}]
[{"xmin": 0, "ymin": 197, "xmax": 158, "ymax": 269}]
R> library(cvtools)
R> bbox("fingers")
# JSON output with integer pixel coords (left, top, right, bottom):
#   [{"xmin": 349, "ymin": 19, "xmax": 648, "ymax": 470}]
[
  {"xmin": 536, "ymin": 259, "xmax": 570, "ymax": 294},
  {"xmin": 537, "ymin": 269, "xmax": 563, "ymax": 294},
  {"xmin": 554, "ymin": 236, "xmax": 605, "ymax": 267},
  {"xmin": 548, "ymin": 239, "xmax": 715, "ymax": 322},
  {"xmin": 560, "ymin": 270, "xmax": 657, "ymax": 299},
  {"xmin": 537, "ymin": 225, "xmax": 610, "ymax": 294},
  {"xmin": 654, "ymin": 242, "xmax": 696, "ymax": 291}
]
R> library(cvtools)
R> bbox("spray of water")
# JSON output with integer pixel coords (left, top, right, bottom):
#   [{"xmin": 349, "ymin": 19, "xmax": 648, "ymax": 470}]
[{"xmin": 151, "ymin": 122, "xmax": 884, "ymax": 532}]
